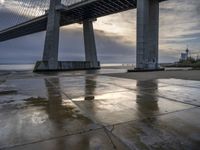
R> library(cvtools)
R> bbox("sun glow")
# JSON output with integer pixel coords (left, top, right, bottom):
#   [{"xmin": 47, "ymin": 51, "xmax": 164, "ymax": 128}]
[{"xmin": 0, "ymin": 0, "xmax": 5, "ymax": 4}]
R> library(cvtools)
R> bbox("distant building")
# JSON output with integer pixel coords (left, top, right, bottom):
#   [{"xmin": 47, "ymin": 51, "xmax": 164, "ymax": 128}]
[
  {"xmin": 180, "ymin": 48, "xmax": 189, "ymax": 61},
  {"xmin": 180, "ymin": 53, "xmax": 188, "ymax": 61}
]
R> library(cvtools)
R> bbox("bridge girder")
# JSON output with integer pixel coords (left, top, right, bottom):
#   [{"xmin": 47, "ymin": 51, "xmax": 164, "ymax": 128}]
[{"xmin": 0, "ymin": 0, "xmax": 167, "ymax": 42}]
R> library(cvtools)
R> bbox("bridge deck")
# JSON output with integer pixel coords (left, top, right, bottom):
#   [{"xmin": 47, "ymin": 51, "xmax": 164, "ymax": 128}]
[{"xmin": 0, "ymin": 0, "xmax": 166, "ymax": 42}]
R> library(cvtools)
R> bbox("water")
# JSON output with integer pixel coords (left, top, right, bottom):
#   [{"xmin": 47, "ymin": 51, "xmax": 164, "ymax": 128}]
[
  {"xmin": 0, "ymin": 63, "xmax": 134, "ymax": 71},
  {"xmin": 0, "ymin": 64, "xmax": 35, "ymax": 71},
  {"xmin": 0, "ymin": 64, "xmax": 193, "ymax": 73}
]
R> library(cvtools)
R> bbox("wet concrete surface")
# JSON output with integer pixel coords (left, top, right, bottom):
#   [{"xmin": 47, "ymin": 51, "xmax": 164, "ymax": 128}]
[{"xmin": 0, "ymin": 70, "xmax": 199, "ymax": 150}]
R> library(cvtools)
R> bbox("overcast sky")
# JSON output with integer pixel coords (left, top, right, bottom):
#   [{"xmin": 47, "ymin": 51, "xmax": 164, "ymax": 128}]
[{"xmin": 0, "ymin": 0, "xmax": 200, "ymax": 64}]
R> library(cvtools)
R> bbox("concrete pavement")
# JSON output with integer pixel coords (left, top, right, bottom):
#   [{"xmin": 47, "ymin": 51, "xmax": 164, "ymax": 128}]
[{"xmin": 0, "ymin": 70, "xmax": 199, "ymax": 150}]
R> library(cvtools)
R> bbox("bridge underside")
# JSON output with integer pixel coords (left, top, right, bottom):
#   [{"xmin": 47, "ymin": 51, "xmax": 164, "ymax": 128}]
[{"xmin": 0, "ymin": 0, "xmax": 166, "ymax": 42}]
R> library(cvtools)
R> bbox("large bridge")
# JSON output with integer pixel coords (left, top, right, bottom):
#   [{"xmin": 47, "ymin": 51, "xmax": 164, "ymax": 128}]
[{"xmin": 0, "ymin": 0, "xmax": 167, "ymax": 71}]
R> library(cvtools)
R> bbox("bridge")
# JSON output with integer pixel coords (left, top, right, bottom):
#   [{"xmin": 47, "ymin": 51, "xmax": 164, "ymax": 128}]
[{"xmin": 0, "ymin": 0, "xmax": 167, "ymax": 71}]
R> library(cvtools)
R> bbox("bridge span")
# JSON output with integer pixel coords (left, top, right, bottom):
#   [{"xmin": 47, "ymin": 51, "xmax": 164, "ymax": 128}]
[{"xmin": 0, "ymin": 0, "xmax": 167, "ymax": 71}]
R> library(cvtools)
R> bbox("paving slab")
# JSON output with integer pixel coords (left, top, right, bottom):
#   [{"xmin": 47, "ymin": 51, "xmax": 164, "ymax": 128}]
[
  {"xmin": 111, "ymin": 108, "xmax": 200, "ymax": 150},
  {"xmin": 157, "ymin": 78, "xmax": 200, "ymax": 88},
  {"xmin": 4, "ymin": 129, "xmax": 129, "ymax": 150},
  {"xmin": 156, "ymin": 85, "xmax": 200, "ymax": 106},
  {"xmin": 49, "ymin": 76, "xmax": 129, "ymax": 99},
  {"xmin": 0, "ymin": 78, "xmax": 99, "ymax": 149},
  {"xmin": 72, "ymin": 90, "xmax": 194, "ymax": 125}
]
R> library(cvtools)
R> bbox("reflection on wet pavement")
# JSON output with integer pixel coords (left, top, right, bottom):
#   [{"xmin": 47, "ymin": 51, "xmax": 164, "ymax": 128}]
[{"xmin": 0, "ymin": 72, "xmax": 199, "ymax": 150}]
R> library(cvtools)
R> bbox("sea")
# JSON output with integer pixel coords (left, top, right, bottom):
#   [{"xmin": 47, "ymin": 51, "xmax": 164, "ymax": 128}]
[
  {"xmin": 0, "ymin": 63, "xmax": 134, "ymax": 71},
  {"xmin": 0, "ymin": 63, "xmax": 192, "ymax": 72}
]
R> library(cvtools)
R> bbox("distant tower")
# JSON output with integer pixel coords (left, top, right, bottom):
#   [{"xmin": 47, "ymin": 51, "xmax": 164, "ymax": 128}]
[
  {"xmin": 186, "ymin": 46, "xmax": 189, "ymax": 58},
  {"xmin": 180, "ymin": 46, "xmax": 190, "ymax": 61}
]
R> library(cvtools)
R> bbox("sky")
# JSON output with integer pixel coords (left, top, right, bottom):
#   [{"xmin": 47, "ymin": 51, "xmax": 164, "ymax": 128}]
[{"xmin": 0, "ymin": 0, "xmax": 200, "ymax": 64}]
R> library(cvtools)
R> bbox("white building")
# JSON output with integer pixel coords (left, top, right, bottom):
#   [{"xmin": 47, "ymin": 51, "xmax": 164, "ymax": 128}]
[{"xmin": 180, "ymin": 48, "xmax": 189, "ymax": 61}]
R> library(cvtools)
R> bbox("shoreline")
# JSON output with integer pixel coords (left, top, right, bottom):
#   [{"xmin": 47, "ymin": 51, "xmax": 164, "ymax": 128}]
[
  {"xmin": 107, "ymin": 70, "xmax": 200, "ymax": 81},
  {"xmin": 1, "ymin": 67, "xmax": 200, "ymax": 81}
]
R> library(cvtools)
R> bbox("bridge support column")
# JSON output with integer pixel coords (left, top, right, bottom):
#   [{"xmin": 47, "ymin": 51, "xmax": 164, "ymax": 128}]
[
  {"xmin": 83, "ymin": 19, "xmax": 100, "ymax": 69},
  {"xmin": 133, "ymin": 0, "xmax": 163, "ymax": 71},
  {"xmin": 34, "ymin": 0, "xmax": 61, "ymax": 71}
]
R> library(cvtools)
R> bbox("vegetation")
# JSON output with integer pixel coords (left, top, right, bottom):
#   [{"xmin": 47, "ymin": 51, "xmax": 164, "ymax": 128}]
[{"xmin": 169, "ymin": 57, "xmax": 200, "ymax": 69}]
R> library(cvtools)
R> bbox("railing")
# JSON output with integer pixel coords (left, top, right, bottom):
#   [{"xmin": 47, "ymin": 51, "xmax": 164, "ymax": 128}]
[
  {"xmin": 0, "ymin": 0, "xmax": 50, "ymax": 30},
  {"xmin": 0, "ymin": 0, "xmax": 89, "ymax": 31}
]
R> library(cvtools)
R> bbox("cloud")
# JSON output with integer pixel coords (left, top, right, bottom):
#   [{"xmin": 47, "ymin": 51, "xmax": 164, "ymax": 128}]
[{"xmin": 0, "ymin": 0, "xmax": 4, "ymax": 5}]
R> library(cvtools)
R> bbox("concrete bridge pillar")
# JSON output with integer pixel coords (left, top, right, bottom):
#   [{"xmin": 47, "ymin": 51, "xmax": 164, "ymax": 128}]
[
  {"xmin": 34, "ymin": 8, "xmax": 100, "ymax": 71},
  {"xmin": 83, "ymin": 19, "xmax": 100, "ymax": 69},
  {"xmin": 135, "ymin": 0, "xmax": 162, "ymax": 71},
  {"xmin": 34, "ymin": 0, "xmax": 61, "ymax": 71}
]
